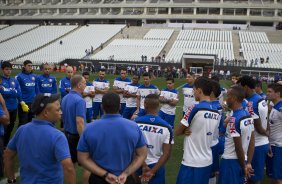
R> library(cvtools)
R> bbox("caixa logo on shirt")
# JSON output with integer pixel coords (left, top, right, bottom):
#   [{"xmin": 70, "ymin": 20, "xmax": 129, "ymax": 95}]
[
  {"xmin": 139, "ymin": 125, "xmax": 163, "ymax": 134},
  {"xmin": 147, "ymin": 145, "xmax": 154, "ymax": 149},
  {"xmin": 25, "ymin": 83, "xmax": 35, "ymax": 87},
  {"xmin": 204, "ymin": 112, "xmax": 219, "ymax": 120},
  {"xmin": 42, "ymin": 84, "xmax": 52, "ymax": 87}
]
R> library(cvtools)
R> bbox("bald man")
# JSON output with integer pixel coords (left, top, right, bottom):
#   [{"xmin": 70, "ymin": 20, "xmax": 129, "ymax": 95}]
[{"xmin": 59, "ymin": 66, "xmax": 73, "ymax": 99}]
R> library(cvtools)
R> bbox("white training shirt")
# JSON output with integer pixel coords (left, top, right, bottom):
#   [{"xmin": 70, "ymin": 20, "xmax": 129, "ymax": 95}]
[
  {"xmin": 92, "ymin": 79, "xmax": 110, "ymax": 103},
  {"xmin": 113, "ymin": 77, "xmax": 131, "ymax": 104},
  {"xmin": 83, "ymin": 84, "xmax": 94, "ymax": 108},
  {"xmin": 136, "ymin": 84, "xmax": 160, "ymax": 109},
  {"xmin": 160, "ymin": 88, "xmax": 179, "ymax": 115},
  {"xmin": 182, "ymin": 84, "xmax": 196, "ymax": 113},
  {"xmin": 136, "ymin": 115, "xmax": 174, "ymax": 165},
  {"xmin": 222, "ymin": 108, "xmax": 254, "ymax": 160},
  {"xmin": 180, "ymin": 101, "xmax": 220, "ymax": 167},
  {"xmin": 124, "ymin": 83, "xmax": 140, "ymax": 108},
  {"xmin": 269, "ymin": 101, "xmax": 282, "ymax": 147}
]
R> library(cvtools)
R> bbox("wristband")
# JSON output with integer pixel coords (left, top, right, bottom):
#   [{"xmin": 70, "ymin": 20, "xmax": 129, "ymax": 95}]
[
  {"xmin": 102, "ymin": 171, "xmax": 109, "ymax": 179},
  {"xmin": 7, "ymin": 178, "xmax": 16, "ymax": 184}
]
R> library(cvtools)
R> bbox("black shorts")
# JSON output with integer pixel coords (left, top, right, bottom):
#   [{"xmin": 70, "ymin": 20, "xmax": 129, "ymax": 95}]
[
  {"xmin": 89, "ymin": 173, "xmax": 135, "ymax": 184},
  {"xmin": 0, "ymin": 137, "xmax": 4, "ymax": 177},
  {"xmin": 64, "ymin": 132, "xmax": 79, "ymax": 163}
]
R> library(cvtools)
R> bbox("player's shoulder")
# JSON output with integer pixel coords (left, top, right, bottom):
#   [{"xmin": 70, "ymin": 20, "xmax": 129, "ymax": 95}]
[
  {"xmin": 273, "ymin": 100, "xmax": 282, "ymax": 112},
  {"xmin": 182, "ymin": 83, "xmax": 193, "ymax": 88}
]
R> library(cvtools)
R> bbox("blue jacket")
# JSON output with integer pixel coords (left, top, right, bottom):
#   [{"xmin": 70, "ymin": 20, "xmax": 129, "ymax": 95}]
[
  {"xmin": 37, "ymin": 74, "xmax": 57, "ymax": 94},
  {"xmin": 16, "ymin": 71, "xmax": 38, "ymax": 104},
  {"xmin": 0, "ymin": 75, "xmax": 21, "ymax": 111},
  {"xmin": 59, "ymin": 77, "xmax": 71, "ymax": 99}
]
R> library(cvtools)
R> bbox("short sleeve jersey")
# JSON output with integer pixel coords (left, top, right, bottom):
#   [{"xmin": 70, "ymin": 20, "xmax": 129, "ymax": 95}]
[
  {"xmin": 180, "ymin": 101, "xmax": 220, "ymax": 167},
  {"xmin": 182, "ymin": 84, "xmax": 196, "ymax": 113},
  {"xmin": 113, "ymin": 77, "xmax": 131, "ymax": 103},
  {"xmin": 222, "ymin": 108, "xmax": 254, "ymax": 160},
  {"xmin": 135, "ymin": 115, "xmax": 174, "ymax": 165},
  {"xmin": 246, "ymin": 93, "xmax": 269, "ymax": 146},
  {"xmin": 136, "ymin": 84, "xmax": 160, "ymax": 109},
  {"xmin": 160, "ymin": 88, "xmax": 178, "ymax": 115},
  {"xmin": 92, "ymin": 78, "xmax": 110, "ymax": 102},
  {"xmin": 124, "ymin": 83, "xmax": 140, "ymax": 108},
  {"xmin": 269, "ymin": 100, "xmax": 282, "ymax": 147}
]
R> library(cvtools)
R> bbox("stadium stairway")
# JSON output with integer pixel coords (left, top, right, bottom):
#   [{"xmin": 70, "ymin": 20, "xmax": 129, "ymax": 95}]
[
  {"xmin": 159, "ymin": 30, "xmax": 179, "ymax": 58},
  {"xmin": 232, "ymin": 31, "xmax": 241, "ymax": 59},
  {"xmin": 14, "ymin": 25, "xmax": 82, "ymax": 61},
  {"xmin": 0, "ymin": 25, "xmax": 40, "ymax": 44}
]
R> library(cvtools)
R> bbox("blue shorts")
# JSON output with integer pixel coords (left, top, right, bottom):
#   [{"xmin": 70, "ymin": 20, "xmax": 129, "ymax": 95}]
[
  {"xmin": 93, "ymin": 102, "xmax": 103, "ymax": 119},
  {"xmin": 218, "ymin": 135, "xmax": 225, "ymax": 155},
  {"xmin": 266, "ymin": 146, "xmax": 282, "ymax": 180},
  {"xmin": 137, "ymin": 108, "xmax": 146, "ymax": 117},
  {"xmin": 136, "ymin": 163, "xmax": 165, "ymax": 184},
  {"xmin": 86, "ymin": 108, "xmax": 93, "ymax": 123},
  {"xmin": 119, "ymin": 103, "xmax": 126, "ymax": 115},
  {"xmin": 176, "ymin": 164, "xmax": 212, "ymax": 184},
  {"xmin": 218, "ymin": 159, "xmax": 244, "ymax": 184},
  {"xmin": 122, "ymin": 107, "xmax": 137, "ymax": 120},
  {"xmin": 249, "ymin": 144, "xmax": 269, "ymax": 182},
  {"xmin": 158, "ymin": 110, "xmax": 175, "ymax": 128},
  {"xmin": 211, "ymin": 143, "xmax": 220, "ymax": 175}
]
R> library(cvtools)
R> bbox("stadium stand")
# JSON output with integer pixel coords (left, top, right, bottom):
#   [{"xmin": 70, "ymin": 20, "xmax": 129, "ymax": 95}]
[
  {"xmin": 240, "ymin": 31, "xmax": 282, "ymax": 68},
  {"xmin": 0, "ymin": 25, "xmax": 8, "ymax": 30},
  {"xmin": 166, "ymin": 30, "xmax": 234, "ymax": 62},
  {"xmin": 0, "ymin": 25, "xmax": 77, "ymax": 61},
  {"xmin": 17, "ymin": 24, "xmax": 125, "ymax": 64},
  {"xmin": 143, "ymin": 29, "xmax": 174, "ymax": 40},
  {"xmin": 0, "ymin": 24, "xmax": 38, "ymax": 43}
]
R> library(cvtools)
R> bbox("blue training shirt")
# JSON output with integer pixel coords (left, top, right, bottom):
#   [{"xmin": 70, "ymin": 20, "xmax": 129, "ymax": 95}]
[
  {"xmin": 0, "ymin": 105, "xmax": 5, "ymax": 136},
  {"xmin": 7, "ymin": 119, "xmax": 71, "ymax": 184},
  {"xmin": 61, "ymin": 91, "xmax": 86, "ymax": 134},
  {"xmin": 37, "ymin": 74, "xmax": 57, "ymax": 94},
  {"xmin": 77, "ymin": 114, "xmax": 146, "ymax": 176},
  {"xmin": 0, "ymin": 75, "xmax": 21, "ymax": 110},
  {"xmin": 59, "ymin": 77, "xmax": 71, "ymax": 99},
  {"xmin": 15, "ymin": 71, "xmax": 38, "ymax": 103}
]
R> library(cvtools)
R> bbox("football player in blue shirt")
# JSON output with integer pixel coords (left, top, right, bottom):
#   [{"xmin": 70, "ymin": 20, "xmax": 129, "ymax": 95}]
[
  {"xmin": 15, "ymin": 60, "xmax": 38, "ymax": 127},
  {"xmin": 37, "ymin": 63, "xmax": 57, "ymax": 94},
  {"xmin": 0, "ymin": 61, "xmax": 21, "ymax": 146},
  {"xmin": 59, "ymin": 66, "xmax": 73, "ymax": 99},
  {"xmin": 255, "ymin": 80, "xmax": 266, "ymax": 100}
]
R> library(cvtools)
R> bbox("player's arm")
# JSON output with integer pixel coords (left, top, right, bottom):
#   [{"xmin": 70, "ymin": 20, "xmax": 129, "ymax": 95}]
[
  {"xmin": 52, "ymin": 78, "xmax": 58, "ymax": 94},
  {"xmin": 76, "ymin": 116, "xmax": 85, "ymax": 136},
  {"xmin": 59, "ymin": 79, "xmax": 67, "ymax": 96},
  {"xmin": 142, "ymin": 143, "xmax": 172, "ymax": 181},
  {"xmin": 0, "ymin": 94, "xmax": 9, "ymax": 125},
  {"xmin": 4, "ymin": 148, "xmax": 17, "ymax": 182},
  {"xmin": 134, "ymin": 95, "xmax": 141, "ymax": 114},
  {"xmin": 118, "ymin": 145, "xmax": 147, "ymax": 183},
  {"xmin": 233, "ymin": 136, "xmax": 245, "ymax": 172},
  {"xmin": 253, "ymin": 118, "xmax": 268, "ymax": 136},
  {"xmin": 168, "ymin": 94, "xmax": 179, "ymax": 106},
  {"xmin": 175, "ymin": 106, "xmax": 196, "ymax": 136},
  {"xmin": 247, "ymin": 131, "xmax": 255, "ymax": 165},
  {"xmin": 61, "ymin": 158, "xmax": 76, "ymax": 184},
  {"xmin": 78, "ymin": 151, "xmax": 118, "ymax": 183}
]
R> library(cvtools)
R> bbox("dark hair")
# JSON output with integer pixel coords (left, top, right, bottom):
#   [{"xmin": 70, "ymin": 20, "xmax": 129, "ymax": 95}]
[
  {"xmin": 194, "ymin": 77, "xmax": 213, "ymax": 96},
  {"xmin": 237, "ymin": 75, "xmax": 256, "ymax": 89},
  {"xmin": 210, "ymin": 80, "xmax": 221, "ymax": 98},
  {"xmin": 31, "ymin": 93, "xmax": 60, "ymax": 115},
  {"xmin": 255, "ymin": 80, "xmax": 262, "ymax": 89},
  {"xmin": 99, "ymin": 69, "xmax": 106, "ymax": 72},
  {"xmin": 23, "ymin": 60, "xmax": 32, "ymax": 66},
  {"xmin": 144, "ymin": 94, "xmax": 159, "ymax": 111},
  {"xmin": 82, "ymin": 71, "xmax": 90, "ymax": 76},
  {"xmin": 187, "ymin": 72, "xmax": 195, "ymax": 76},
  {"xmin": 132, "ymin": 72, "xmax": 140, "ymax": 78},
  {"xmin": 166, "ymin": 77, "xmax": 174, "ymax": 83},
  {"xmin": 211, "ymin": 75, "xmax": 220, "ymax": 82},
  {"xmin": 229, "ymin": 86, "xmax": 245, "ymax": 102},
  {"xmin": 231, "ymin": 73, "xmax": 240, "ymax": 78},
  {"xmin": 120, "ymin": 67, "xmax": 127, "ymax": 72},
  {"xmin": 1, "ymin": 61, "xmax": 12, "ymax": 69},
  {"xmin": 71, "ymin": 75, "xmax": 84, "ymax": 88},
  {"xmin": 268, "ymin": 83, "xmax": 282, "ymax": 97},
  {"xmin": 143, "ymin": 72, "xmax": 150, "ymax": 78},
  {"xmin": 102, "ymin": 92, "xmax": 120, "ymax": 114},
  {"xmin": 40, "ymin": 63, "xmax": 49, "ymax": 70}
]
